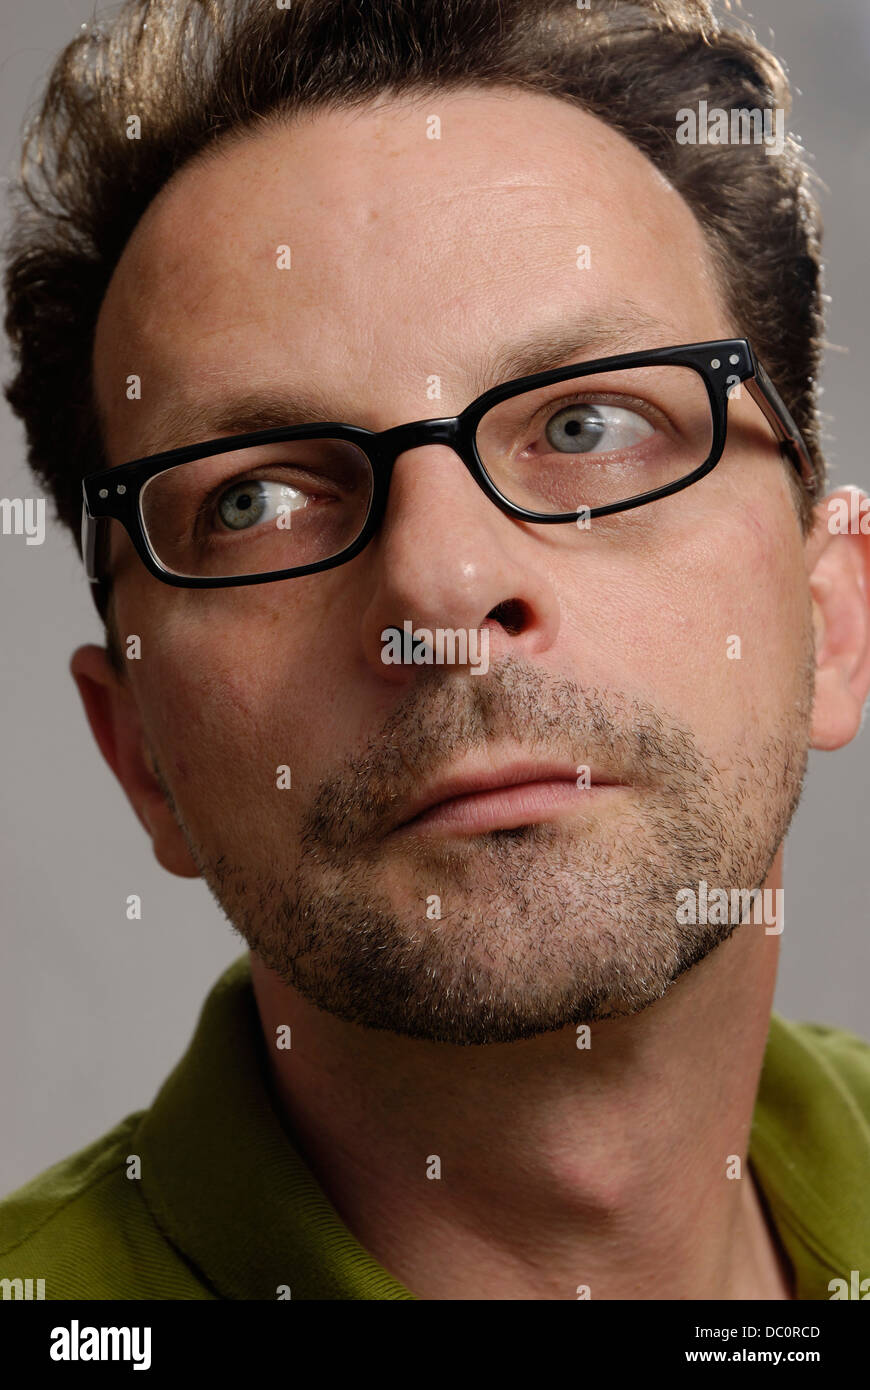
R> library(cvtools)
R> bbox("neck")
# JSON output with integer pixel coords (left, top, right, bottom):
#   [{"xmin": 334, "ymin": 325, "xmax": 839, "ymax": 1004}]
[{"xmin": 250, "ymin": 853, "xmax": 792, "ymax": 1300}]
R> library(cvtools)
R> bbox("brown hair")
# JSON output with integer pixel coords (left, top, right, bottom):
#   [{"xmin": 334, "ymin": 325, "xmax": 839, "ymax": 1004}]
[{"xmin": 3, "ymin": 0, "xmax": 825, "ymax": 659}]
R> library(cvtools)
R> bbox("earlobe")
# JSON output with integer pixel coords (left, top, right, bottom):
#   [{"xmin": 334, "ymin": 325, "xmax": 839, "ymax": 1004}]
[
  {"xmin": 807, "ymin": 489, "xmax": 870, "ymax": 752},
  {"xmin": 69, "ymin": 643, "xmax": 201, "ymax": 880}
]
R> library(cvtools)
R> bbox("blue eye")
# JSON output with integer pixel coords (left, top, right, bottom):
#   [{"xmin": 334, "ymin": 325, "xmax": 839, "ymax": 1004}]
[
  {"xmin": 217, "ymin": 480, "xmax": 307, "ymax": 531},
  {"xmin": 545, "ymin": 403, "xmax": 655, "ymax": 455}
]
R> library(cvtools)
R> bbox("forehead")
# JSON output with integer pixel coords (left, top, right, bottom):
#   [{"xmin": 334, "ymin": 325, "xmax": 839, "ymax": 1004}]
[{"xmin": 93, "ymin": 87, "xmax": 726, "ymax": 459}]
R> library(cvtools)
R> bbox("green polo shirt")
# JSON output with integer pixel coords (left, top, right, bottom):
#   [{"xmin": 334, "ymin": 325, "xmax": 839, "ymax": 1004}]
[{"xmin": 1, "ymin": 953, "xmax": 869, "ymax": 1300}]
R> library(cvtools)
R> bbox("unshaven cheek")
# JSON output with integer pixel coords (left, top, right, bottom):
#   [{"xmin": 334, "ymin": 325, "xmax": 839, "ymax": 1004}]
[
  {"xmin": 123, "ymin": 582, "xmax": 362, "ymax": 858},
  {"xmin": 661, "ymin": 498, "xmax": 810, "ymax": 740},
  {"xmin": 559, "ymin": 496, "xmax": 809, "ymax": 757}
]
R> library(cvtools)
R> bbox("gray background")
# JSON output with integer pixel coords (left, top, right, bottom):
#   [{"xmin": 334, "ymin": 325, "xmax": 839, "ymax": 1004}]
[{"xmin": 1, "ymin": 0, "xmax": 868, "ymax": 1197}]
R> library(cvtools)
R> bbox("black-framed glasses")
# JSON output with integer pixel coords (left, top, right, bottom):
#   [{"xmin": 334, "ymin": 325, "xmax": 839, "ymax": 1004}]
[{"xmin": 81, "ymin": 338, "xmax": 816, "ymax": 606}]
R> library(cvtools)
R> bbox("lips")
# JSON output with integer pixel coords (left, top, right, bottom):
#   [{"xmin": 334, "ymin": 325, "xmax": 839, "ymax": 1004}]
[{"xmin": 388, "ymin": 759, "xmax": 621, "ymax": 835}]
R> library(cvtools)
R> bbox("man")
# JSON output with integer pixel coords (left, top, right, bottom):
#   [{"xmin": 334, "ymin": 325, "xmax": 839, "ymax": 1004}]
[{"xmin": 1, "ymin": 0, "xmax": 868, "ymax": 1302}]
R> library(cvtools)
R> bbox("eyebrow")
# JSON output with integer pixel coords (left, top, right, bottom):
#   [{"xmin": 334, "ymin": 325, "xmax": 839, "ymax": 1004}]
[
  {"xmin": 129, "ymin": 304, "xmax": 679, "ymax": 458},
  {"xmin": 132, "ymin": 385, "xmax": 341, "ymax": 459},
  {"xmin": 480, "ymin": 304, "xmax": 679, "ymax": 391}
]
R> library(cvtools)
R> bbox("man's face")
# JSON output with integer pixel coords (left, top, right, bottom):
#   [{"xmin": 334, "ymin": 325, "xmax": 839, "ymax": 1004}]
[{"xmin": 92, "ymin": 89, "xmax": 815, "ymax": 1043}]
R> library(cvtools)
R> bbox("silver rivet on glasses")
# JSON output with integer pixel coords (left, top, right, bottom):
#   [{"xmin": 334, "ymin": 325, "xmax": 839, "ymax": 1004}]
[
  {"xmin": 729, "ymin": 354, "xmax": 740, "ymax": 365},
  {"xmin": 98, "ymin": 488, "xmax": 108, "ymax": 498},
  {"xmin": 710, "ymin": 358, "xmax": 721, "ymax": 369},
  {"xmin": 116, "ymin": 484, "xmax": 126, "ymax": 495}
]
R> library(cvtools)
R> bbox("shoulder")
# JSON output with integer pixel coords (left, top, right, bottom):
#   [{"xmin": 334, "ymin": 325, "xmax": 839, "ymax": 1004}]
[
  {"xmin": 764, "ymin": 1013, "xmax": 870, "ymax": 1127},
  {"xmin": 783, "ymin": 1018, "xmax": 870, "ymax": 1114},
  {"xmin": 0, "ymin": 1113, "xmax": 211, "ymax": 1299}
]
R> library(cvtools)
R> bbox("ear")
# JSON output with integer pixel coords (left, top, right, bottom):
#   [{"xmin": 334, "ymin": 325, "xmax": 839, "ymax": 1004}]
[
  {"xmin": 806, "ymin": 487, "xmax": 870, "ymax": 751},
  {"xmin": 70, "ymin": 643, "xmax": 201, "ymax": 878}
]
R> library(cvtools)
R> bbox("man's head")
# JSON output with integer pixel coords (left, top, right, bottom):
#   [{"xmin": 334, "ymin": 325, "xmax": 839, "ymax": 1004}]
[{"xmin": 5, "ymin": 0, "xmax": 869, "ymax": 1044}]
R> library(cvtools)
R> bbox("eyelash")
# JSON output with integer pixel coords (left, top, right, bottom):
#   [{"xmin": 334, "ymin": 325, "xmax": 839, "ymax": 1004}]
[
  {"xmin": 533, "ymin": 390, "xmax": 674, "ymax": 435},
  {"xmin": 190, "ymin": 465, "xmax": 336, "ymax": 538}
]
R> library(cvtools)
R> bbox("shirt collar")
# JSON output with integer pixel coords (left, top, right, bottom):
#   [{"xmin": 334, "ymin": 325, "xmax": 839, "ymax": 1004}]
[
  {"xmin": 136, "ymin": 953, "xmax": 870, "ymax": 1300},
  {"xmin": 750, "ymin": 1012, "xmax": 870, "ymax": 1299},
  {"xmin": 136, "ymin": 954, "xmax": 415, "ymax": 1299}
]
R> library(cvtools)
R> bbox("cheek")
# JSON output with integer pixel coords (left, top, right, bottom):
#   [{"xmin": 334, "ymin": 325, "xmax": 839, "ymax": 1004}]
[
  {"xmin": 146, "ymin": 648, "xmax": 275, "ymax": 844},
  {"xmin": 568, "ymin": 503, "xmax": 809, "ymax": 740},
  {"xmin": 665, "ymin": 505, "xmax": 809, "ymax": 731},
  {"xmin": 124, "ymin": 594, "xmax": 319, "ymax": 841}
]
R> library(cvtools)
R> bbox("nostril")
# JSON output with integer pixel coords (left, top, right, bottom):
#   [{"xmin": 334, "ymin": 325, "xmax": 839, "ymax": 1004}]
[{"xmin": 487, "ymin": 597, "xmax": 526, "ymax": 635}]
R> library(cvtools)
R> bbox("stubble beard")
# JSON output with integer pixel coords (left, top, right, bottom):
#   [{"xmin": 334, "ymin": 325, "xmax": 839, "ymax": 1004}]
[{"xmin": 158, "ymin": 648, "xmax": 815, "ymax": 1045}]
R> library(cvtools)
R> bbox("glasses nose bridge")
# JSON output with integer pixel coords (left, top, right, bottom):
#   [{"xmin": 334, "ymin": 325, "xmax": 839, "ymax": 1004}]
[{"xmin": 377, "ymin": 413, "xmax": 466, "ymax": 467}]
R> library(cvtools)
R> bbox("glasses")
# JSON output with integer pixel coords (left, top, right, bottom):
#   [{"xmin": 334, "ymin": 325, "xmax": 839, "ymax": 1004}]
[{"xmin": 81, "ymin": 339, "xmax": 815, "ymax": 607}]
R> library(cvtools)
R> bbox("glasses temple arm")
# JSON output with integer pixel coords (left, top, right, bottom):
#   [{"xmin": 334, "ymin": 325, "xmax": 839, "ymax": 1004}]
[
  {"xmin": 743, "ymin": 361, "xmax": 817, "ymax": 495},
  {"xmin": 80, "ymin": 496, "xmax": 112, "ymax": 618}
]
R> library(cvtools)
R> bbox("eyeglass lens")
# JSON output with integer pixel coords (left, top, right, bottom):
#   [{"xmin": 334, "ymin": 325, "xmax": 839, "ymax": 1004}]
[{"xmin": 139, "ymin": 364, "xmax": 715, "ymax": 579}]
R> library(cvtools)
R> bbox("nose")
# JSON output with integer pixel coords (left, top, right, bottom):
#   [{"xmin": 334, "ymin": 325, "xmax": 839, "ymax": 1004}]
[{"xmin": 359, "ymin": 441, "xmax": 561, "ymax": 685}]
